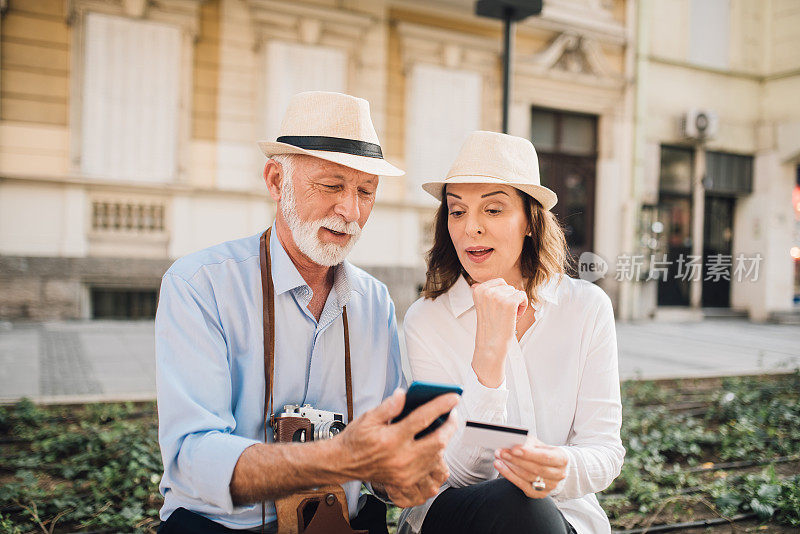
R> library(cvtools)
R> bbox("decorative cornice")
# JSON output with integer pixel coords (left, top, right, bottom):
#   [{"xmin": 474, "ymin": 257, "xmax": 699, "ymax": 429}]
[
  {"xmin": 517, "ymin": 31, "xmax": 625, "ymax": 89},
  {"xmin": 65, "ymin": 0, "xmax": 205, "ymax": 37},
  {"xmin": 535, "ymin": 0, "xmax": 625, "ymax": 44},
  {"xmin": 391, "ymin": 0, "xmax": 627, "ymax": 47},
  {"xmin": 395, "ymin": 20, "xmax": 500, "ymax": 53},
  {"xmin": 395, "ymin": 21, "xmax": 500, "ymax": 73},
  {"xmin": 248, "ymin": 0, "xmax": 373, "ymax": 28},
  {"xmin": 248, "ymin": 0, "xmax": 374, "ymax": 51}
]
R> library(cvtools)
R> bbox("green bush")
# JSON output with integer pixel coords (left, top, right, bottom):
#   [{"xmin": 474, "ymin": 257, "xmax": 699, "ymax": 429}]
[
  {"xmin": 0, "ymin": 401, "xmax": 162, "ymax": 532},
  {"xmin": 603, "ymin": 372, "xmax": 800, "ymax": 528},
  {"xmin": 1, "ymin": 372, "xmax": 798, "ymax": 532}
]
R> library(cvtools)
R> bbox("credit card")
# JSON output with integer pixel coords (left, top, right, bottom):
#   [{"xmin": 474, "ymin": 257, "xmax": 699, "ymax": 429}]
[{"xmin": 462, "ymin": 420, "xmax": 528, "ymax": 450}]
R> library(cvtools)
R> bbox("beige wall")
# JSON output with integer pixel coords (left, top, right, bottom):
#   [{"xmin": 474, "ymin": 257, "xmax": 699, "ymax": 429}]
[
  {"xmin": 1, "ymin": 0, "xmax": 796, "ymax": 322},
  {"xmin": 769, "ymin": 0, "xmax": 800, "ymax": 74},
  {"xmin": 0, "ymin": 0, "xmax": 272, "ymax": 262},
  {"xmin": 749, "ymin": 9, "xmax": 800, "ymax": 317},
  {"xmin": 169, "ymin": 191, "xmax": 273, "ymax": 258},
  {"xmin": 645, "ymin": 64, "xmax": 760, "ymax": 151},
  {"xmin": 189, "ymin": 0, "xmax": 221, "ymax": 190},
  {"xmin": 731, "ymin": 153, "xmax": 796, "ymax": 320},
  {"xmin": 635, "ymin": 0, "xmax": 800, "ymax": 320},
  {"xmin": 0, "ymin": 181, "xmax": 85, "ymax": 256},
  {"xmin": 192, "ymin": 0, "xmax": 220, "ymax": 142},
  {"xmin": 1, "ymin": 0, "xmax": 638, "ymax": 319},
  {"xmin": 30, "ymin": 0, "xmax": 800, "ymax": 321},
  {"xmin": 0, "ymin": 0, "xmax": 71, "ymax": 177},
  {"xmin": 1, "ymin": 0, "xmax": 70, "ymax": 125}
]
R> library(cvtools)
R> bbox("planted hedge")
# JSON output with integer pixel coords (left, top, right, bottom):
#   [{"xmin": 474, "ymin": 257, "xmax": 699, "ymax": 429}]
[{"xmin": 1, "ymin": 372, "xmax": 798, "ymax": 533}]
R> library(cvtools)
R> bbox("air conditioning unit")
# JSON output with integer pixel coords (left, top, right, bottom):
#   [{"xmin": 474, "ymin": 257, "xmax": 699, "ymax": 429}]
[{"xmin": 680, "ymin": 109, "xmax": 718, "ymax": 141}]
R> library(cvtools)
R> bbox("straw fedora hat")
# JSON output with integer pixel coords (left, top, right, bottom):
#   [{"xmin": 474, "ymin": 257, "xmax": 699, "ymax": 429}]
[
  {"xmin": 257, "ymin": 91, "xmax": 404, "ymax": 177},
  {"xmin": 422, "ymin": 131, "xmax": 557, "ymax": 211}
]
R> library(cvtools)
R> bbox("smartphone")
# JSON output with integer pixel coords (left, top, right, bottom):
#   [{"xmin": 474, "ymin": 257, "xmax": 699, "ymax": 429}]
[{"xmin": 391, "ymin": 381, "xmax": 463, "ymax": 439}]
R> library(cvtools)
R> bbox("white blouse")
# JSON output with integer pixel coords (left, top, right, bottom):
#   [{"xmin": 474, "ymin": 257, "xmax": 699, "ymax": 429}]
[{"xmin": 398, "ymin": 274, "xmax": 625, "ymax": 534}]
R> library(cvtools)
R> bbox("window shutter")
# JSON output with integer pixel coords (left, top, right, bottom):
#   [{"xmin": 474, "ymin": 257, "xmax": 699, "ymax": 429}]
[
  {"xmin": 706, "ymin": 151, "xmax": 753, "ymax": 195},
  {"xmin": 406, "ymin": 64, "xmax": 482, "ymax": 203},
  {"xmin": 689, "ymin": 0, "xmax": 730, "ymax": 70},
  {"xmin": 81, "ymin": 13, "xmax": 181, "ymax": 182},
  {"xmin": 265, "ymin": 42, "xmax": 347, "ymax": 141}
]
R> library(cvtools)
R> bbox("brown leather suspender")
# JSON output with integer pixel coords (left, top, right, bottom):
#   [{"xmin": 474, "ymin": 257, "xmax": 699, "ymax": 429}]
[{"xmin": 258, "ymin": 228, "xmax": 354, "ymax": 531}]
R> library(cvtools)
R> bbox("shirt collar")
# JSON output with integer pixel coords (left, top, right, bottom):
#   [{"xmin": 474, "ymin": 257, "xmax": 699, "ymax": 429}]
[
  {"xmin": 334, "ymin": 261, "xmax": 354, "ymax": 308},
  {"xmin": 447, "ymin": 276, "xmax": 475, "ymax": 318},
  {"xmin": 268, "ymin": 223, "xmax": 353, "ymax": 307},
  {"xmin": 447, "ymin": 273, "xmax": 563, "ymax": 318}
]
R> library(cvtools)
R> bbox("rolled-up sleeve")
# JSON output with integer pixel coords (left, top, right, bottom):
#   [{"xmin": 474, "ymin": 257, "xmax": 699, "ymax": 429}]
[
  {"xmin": 156, "ymin": 272, "xmax": 260, "ymax": 514},
  {"xmin": 405, "ymin": 317, "xmax": 508, "ymax": 488},
  {"xmin": 551, "ymin": 294, "xmax": 625, "ymax": 501},
  {"xmin": 365, "ymin": 294, "xmax": 408, "ymax": 506}
]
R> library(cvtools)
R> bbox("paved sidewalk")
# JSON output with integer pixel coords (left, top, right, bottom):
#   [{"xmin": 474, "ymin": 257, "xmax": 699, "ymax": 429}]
[
  {"xmin": 0, "ymin": 321, "xmax": 156, "ymax": 403},
  {"xmin": 615, "ymin": 320, "xmax": 800, "ymax": 379},
  {"xmin": 1, "ymin": 318, "xmax": 799, "ymax": 403}
]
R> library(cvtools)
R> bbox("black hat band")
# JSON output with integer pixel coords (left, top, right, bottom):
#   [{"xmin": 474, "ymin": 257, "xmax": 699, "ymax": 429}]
[{"xmin": 276, "ymin": 135, "xmax": 383, "ymax": 159}]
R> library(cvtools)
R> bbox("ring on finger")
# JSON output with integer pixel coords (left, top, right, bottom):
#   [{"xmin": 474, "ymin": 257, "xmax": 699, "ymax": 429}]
[{"xmin": 532, "ymin": 475, "xmax": 546, "ymax": 491}]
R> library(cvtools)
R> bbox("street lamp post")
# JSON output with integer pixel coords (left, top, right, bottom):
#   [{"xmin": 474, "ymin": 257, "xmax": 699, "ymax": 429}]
[{"xmin": 476, "ymin": 0, "xmax": 543, "ymax": 133}]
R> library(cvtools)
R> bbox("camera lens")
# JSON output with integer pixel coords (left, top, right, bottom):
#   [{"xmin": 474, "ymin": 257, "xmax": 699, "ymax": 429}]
[{"xmin": 315, "ymin": 420, "xmax": 346, "ymax": 440}]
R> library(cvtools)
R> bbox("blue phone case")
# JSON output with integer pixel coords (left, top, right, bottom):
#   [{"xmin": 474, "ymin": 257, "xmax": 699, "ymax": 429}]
[{"xmin": 392, "ymin": 381, "xmax": 463, "ymax": 439}]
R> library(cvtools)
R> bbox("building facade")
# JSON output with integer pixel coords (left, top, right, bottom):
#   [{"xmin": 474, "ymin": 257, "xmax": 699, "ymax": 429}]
[
  {"xmin": 629, "ymin": 0, "xmax": 800, "ymax": 321},
  {"xmin": 0, "ymin": 0, "xmax": 797, "ymax": 321}
]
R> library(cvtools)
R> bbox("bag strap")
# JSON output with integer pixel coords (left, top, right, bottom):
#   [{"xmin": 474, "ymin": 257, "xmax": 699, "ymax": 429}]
[
  {"xmin": 260, "ymin": 229, "xmax": 277, "ymax": 443},
  {"xmin": 342, "ymin": 310, "xmax": 354, "ymax": 424}
]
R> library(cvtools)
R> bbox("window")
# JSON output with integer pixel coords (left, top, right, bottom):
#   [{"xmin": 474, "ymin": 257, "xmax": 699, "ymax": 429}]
[
  {"xmin": 264, "ymin": 42, "xmax": 347, "ymax": 140},
  {"xmin": 531, "ymin": 110, "xmax": 556, "ymax": 151},
  {"xmin": 659, "ymin": 146, "xmax": 694, "ymax": 194},
  {"xmin": 91, "ymin": 288, "xmax": 158, "ymax": 319},
  {"xmin": 81, "ymin": 13, "xmax": 181, "ymax": 182},
  {"xmin": 530, "ymin": 107, "xmax": 597, "ymax": 256},
  {"xmin": 532, "ymin": 108, "xmax": 596, "ymax": 156},
  {"xmin": 405, "ymin": 64, "xmax": 481, "ymax": 203},
  {"xmin": 689, "ymin": 0, "xmax": 730, "ymax": 69},
  {"xmin": 706, "ymin": 151, "xmax": 753, "ymax": 195},
  {"xmin": 656, "ymin": 146, "xmax": 694, "ymax": 306}
]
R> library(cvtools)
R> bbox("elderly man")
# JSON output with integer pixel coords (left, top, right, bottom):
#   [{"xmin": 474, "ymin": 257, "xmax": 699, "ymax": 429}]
[{"xmin": 156, "ymin": 92, "xmax": 458, "ymax": 534}]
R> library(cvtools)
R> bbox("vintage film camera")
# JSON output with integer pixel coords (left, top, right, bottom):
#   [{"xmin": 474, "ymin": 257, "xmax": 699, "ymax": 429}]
[
  {"xmin": 272, "ymin": 404, "xmax": 347, "ymax": 443},
  {"xmin": 271, "ymin": 405, "xmax": 364, "ymax": 534}
]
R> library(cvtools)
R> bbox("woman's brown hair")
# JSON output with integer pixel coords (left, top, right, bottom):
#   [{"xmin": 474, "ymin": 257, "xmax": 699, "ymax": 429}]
[{"xmin": 421, "ymin": 189, "xmax": 573, "ymax": 306}]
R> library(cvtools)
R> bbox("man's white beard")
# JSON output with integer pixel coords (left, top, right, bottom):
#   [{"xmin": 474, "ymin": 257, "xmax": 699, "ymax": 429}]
[{"xmin": 280, "ymin": 176, "xmax": 362, "ymax": 267}]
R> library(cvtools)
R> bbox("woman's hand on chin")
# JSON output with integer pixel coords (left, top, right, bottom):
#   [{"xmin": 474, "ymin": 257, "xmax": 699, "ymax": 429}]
[{"xmin": 470, "ymin": 278, "xmax": 528, "ymax": 388}]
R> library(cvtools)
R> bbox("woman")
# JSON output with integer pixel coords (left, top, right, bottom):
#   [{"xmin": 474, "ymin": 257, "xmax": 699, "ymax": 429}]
[{"xmin": 398, "ymin": 131, "xmax": 624, "ymax": 534}]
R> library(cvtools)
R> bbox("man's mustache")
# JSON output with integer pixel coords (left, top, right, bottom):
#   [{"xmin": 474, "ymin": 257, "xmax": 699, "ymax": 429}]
[{"xmin": 317, "ymin": 216, "xmax": 361, "ymax": 237}]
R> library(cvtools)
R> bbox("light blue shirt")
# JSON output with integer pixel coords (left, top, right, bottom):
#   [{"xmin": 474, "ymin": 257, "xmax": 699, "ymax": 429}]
[{"xmin": 156, "ymin": 225, "xmax": 404, "ymax": 529}]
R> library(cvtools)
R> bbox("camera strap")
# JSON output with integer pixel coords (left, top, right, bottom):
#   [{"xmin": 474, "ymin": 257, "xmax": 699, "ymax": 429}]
[{"xmin": 259, "ymin": 227, "xmax": 355, "ymax": 532}]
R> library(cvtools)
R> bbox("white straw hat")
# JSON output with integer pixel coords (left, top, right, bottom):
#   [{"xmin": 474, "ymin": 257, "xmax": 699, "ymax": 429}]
[
  {"xmin": 422, "ymin": 131, "xmax": 557, "ymax": 211},
  {"xmin": 257, "ymin": 91, "xmax": 404, "ymax": 177}
]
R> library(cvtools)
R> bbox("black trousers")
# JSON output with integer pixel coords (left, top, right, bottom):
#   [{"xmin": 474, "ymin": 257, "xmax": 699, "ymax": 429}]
[
  {"xmin": 420, "ymin": 478, "xmax": 577, "ymax": 534},
  {"xmin": 158, "ymin": 495, "xmax": 389, "ymax": 534}
]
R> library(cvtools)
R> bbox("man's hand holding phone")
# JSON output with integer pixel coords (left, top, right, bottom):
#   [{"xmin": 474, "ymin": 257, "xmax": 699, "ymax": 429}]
[
  {"xmin": 391, "ymin": 381, "xmax": 464, "ymax": 438},
  {"xmin": 335, "ymin": 381, "xmax": 462, "ymax": 507}
]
